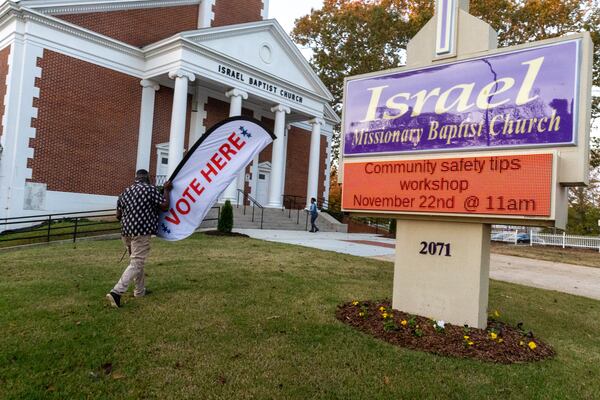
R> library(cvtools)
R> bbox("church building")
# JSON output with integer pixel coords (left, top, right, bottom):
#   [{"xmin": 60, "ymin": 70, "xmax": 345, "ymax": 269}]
[{"xmin": 0, "ymin": 0, "xmax": 339, "ymax": 220}]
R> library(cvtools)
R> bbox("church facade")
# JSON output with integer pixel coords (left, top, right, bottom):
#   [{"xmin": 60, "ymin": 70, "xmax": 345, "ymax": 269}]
[{"xmin": 0, "ymin": 0, "xmax": 339, "ymax": 220}]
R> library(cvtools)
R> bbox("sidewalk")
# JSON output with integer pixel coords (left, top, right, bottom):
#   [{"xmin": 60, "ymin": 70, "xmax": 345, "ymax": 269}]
[
  {"xmin": 236, "ymin": 229, "xmax": 396, "ymax": 257},
  {"xmin": 236, "ymin": 229, "xmax": 600, "ymax": 301}
]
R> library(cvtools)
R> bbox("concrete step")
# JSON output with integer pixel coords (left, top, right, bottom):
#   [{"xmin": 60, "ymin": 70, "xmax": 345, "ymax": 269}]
[{"xmin": 215, "ymin": 203, "xmax": 347, "ymax": 233}]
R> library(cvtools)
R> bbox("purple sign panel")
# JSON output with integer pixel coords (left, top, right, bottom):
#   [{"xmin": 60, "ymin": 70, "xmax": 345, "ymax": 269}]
[{"xmin": 343, "ymin": 39, "xmax": 580, "ymax": 156}]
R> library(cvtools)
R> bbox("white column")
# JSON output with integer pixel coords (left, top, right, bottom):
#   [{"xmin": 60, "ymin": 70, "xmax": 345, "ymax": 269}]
[
  {"xmin": 221, "ymin": 89, "xmax": 248, "ymax": 204},
  {"xmin": 0, "ymin": 40, "xmax": 44, "ymax": 219},
  {"xmin": 226, "ymin": 88, "xmax": 247, "ymax": 117},
  {"xmin": 267, "ymin": 105, "xmax": 290, "ymax": 208},
  {"xmin": 136, "ymin": 79, "xmax": 160, "ymax": 171},
  {"xmin": 306, "ymin": 118, "xmax": 324, "ymax": 207},
  {"xmin": 198, "ymin": 0, "xmax": 215, "ymax": 28},
  {"xmin": 280, "ymin": 124, "xmax": 289, "ymax": 196},
  {"xmin": 167, "ymin": 70, "xmax": 195, "ymax": 176},
  {"xmin": 188, "ymin": 87, "xmax": 207, "ymax": 148},
  {"xmin": 249, "ymin": 111, "xmax": 263, "ymax": 199},
  {"xmin": 261, "ymin": 0, "xmax": 270, "ymax": 19}
]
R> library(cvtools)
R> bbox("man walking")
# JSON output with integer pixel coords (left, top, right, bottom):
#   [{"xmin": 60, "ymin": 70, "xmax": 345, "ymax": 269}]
[
  {"xmin": 106, "ymin": 170, "xmax": 172, "ymax": 308},
  {"xmin": 309, "ymin": 197, "xmax": 319, "ymax": 233}
]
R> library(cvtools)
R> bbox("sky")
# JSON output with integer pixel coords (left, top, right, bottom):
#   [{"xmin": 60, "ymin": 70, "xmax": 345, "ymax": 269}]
[
  {"xmin": 268, "ymin": 0, "xmax": 324, "ymax": 59},
  {"xmin": 268, "ymin": 0, "xmax": 324, "ymax": 34}
]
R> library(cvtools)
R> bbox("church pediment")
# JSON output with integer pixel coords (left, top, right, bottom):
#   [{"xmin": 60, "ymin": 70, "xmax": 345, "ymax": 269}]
[{"xmin": 182, "ymin": 20, "xmax": 333, "ymax": 102}]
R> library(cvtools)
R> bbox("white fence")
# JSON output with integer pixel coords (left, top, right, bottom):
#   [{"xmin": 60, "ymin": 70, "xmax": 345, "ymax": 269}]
[{"xmin": 491, "ymin": 229, "xmax": 600, "ymax": 252}]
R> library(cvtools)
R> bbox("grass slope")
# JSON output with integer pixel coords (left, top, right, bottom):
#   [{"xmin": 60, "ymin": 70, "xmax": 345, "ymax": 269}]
[{"xmin": 1, "ymin": 235, "xmax": 599, "ymax": 399}]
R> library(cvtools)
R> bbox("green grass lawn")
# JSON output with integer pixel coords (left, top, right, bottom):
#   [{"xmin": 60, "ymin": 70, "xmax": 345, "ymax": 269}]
[{"xmin": 1, "ymin": 235, "xmax": 599, "ymax": 399}]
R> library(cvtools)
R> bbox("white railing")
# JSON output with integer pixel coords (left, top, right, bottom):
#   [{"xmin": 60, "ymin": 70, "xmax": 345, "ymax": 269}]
[{"xmin": 491, "ymin": 229, "xmax": 600, "ymax": 252}]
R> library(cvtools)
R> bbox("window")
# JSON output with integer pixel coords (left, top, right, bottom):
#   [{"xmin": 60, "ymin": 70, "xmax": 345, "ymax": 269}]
[
  {"xmin": 259, "ymin": 174, "xmax": 266, "ymax": 180},
  {"xmin": 161, "ymin": 157, "xmax": 168, "ymax": 165}
]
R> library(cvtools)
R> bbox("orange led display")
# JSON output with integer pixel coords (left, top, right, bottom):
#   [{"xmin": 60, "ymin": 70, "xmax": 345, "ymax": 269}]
[{"xmin": 342, "ymin": 153, "xmax": 553, "ymax": 217}]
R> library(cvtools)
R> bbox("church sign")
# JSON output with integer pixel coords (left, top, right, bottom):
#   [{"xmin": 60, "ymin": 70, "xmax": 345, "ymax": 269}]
[
  {"xmin": 341, "ymin": 33, "xmax": 593, "ymax": 224},
  {"xmin": 343, "ymin": 153, "xmax": 555, "ymax": 219},
  {"xmin": 343, "ymin": 38, "xmax": 581, "ymax": 157},
  {"xmin": 339, "ymin": 0, "xmax": 593, "ymax": 329}
]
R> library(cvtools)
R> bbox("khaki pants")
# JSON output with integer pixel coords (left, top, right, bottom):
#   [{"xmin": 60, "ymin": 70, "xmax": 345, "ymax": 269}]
[{"xmin": 112, "ymin": 235, "xmax": 151, "ymax": 297}]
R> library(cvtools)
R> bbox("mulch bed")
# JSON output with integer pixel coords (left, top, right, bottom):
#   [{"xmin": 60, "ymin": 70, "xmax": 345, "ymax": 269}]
[
  {"xmin": 203, "ymin": 231, "xmax": 249, "ymax": 238},
  {"xmin": 336, "ymin": 300, "xmax": 555, "ymax": 364}
]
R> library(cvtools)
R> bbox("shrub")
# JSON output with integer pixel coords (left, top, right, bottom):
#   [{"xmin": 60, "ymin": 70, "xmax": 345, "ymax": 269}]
[{"xmin": 218, "ymin": 200, "xmax": 234, "ymax": 233}]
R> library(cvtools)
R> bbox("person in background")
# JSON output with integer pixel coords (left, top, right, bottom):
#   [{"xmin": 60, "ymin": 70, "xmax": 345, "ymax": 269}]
[
  {"xmin": 309, "ymin": 197, "xmax": 319, "ymax": 233},
  {"xmin": 106, "ymin": 170, "xmax": 172, "ymax": 308}
]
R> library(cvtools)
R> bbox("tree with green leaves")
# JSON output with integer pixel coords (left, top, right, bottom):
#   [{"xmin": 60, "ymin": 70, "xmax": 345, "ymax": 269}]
[
  {"xmin": 218, "ymin": 200, "xmax": 234, "ymax": 234},
  {"xmin": 292, "ymin": 0, "xmax": 600, "ymax": 160}
]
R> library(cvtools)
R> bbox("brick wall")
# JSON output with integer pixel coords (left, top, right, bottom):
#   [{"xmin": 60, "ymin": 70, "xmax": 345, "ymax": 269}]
[
  {"xmin": 284, "ymin": 128, "xmax": 328, "ymax": 203},
  {"xmin": 259, "ymin": 117, "xmax": 274, "ymax": 163},
  {"xmin": 203, "ymin": 97, "xmax": 230, "ymax": 131},
  {"xmin": 284, "ymin": 126, "xmax": 309, "ymax": 199},
  {"xmin": 31, "ymin": 50, "xmax": 142, "ymax": 196},
  {"xmin": 58, "ymin": 5, "xmax": 199, "ymax": 47},
  {"xmin": 212, "ymin": 0, "xmax": 263, "ymax": 27},
  {"xmin": 148, "ymin": 87, "xmax": 192, "ymax": 179},
  {"xmin": 30, "ymin": 50, "xmax": 193, "ymax": 196},
  {"xmin": 0, "ymin": 46, "xmax": 10, "ymax": 142},
  {"xmin": 253, "ymin": 122, "xmax": 329, "ymax": 204}
]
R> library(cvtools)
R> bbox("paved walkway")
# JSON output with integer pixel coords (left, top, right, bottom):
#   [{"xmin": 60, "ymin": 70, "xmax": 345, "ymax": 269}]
[
  {"xmin": 236, "ymin": 229, "xmax": 397, "ymax": 257},
  {"xmin": 236, "ymin": 229, "xmax": 600, "ymax": 301}
]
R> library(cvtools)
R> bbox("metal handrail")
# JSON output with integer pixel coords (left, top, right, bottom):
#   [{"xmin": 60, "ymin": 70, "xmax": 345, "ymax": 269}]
[
  {"xmin": 281, "ymin": 194, "xmax": 391, "ymax": 233},
  {"xmin": 0, "ymin": 206, "xmax": 221, "ymax": 248},
  {"xmin": 236, "ymin": 190, "xmax": 265, "ymax": 229},
  {"xmin": 282, "ymin": 194, "xmax": 331, "ymax": 211},
  {"xmin": 0, "ymin": 209, "xmax": 115, "ymax": 223},
  {"xmin": 0, "ymin": 210, "xmax": 120, "ymax": 247},
  {"xmin": 281, "ymin": 194, "xmax": 337, "ymax": 226}
]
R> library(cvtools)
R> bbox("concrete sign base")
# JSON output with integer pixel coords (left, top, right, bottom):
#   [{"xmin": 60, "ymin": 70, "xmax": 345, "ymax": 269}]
[{"xmin": 393, "ymin": 219, "xmax": 490, "ymax": 329}]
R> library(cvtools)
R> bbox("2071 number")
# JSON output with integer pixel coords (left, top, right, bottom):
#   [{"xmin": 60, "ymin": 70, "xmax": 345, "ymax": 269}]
[{"xmin": 419, "ymin": 242, "xmax": 451, "ymax": 257}]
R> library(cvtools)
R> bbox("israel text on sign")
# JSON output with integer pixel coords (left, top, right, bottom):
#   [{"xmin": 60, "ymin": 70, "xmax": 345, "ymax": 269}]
[
  {"xmin": 342, "ymin": 153, "xmax": 554, "ymax": 218},
  {"xmin": 343, "ymin": 39, "xmax": 580, "ymax": 156}
]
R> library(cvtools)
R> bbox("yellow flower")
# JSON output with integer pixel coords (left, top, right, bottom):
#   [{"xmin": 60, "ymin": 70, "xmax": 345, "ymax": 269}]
[
  {"xmin": 519, "ymin": 341, "xmax": 525, "ymax": 347},
  {"xmin": 494, "ymin": 310, "xmax": 500, "ymax": 318},
  {"xmin": 498, "ymin": 338, "xmax": 504, "ymax": 343},
  {"xmin": 359, "ymin": 312, "xmax": 365, "ymax": 317},
  {"xmin": 352, "ymin": 301, "xmax": 359, "ymax": 306},
  {"xmin": 379, "ymin": 306, "xmax": 386, "ymax": 312},
  {"xmin": 490, "ymin": 332, "xmax": 498, "ymax": 340},
  {"xmin": 401, "ymin": 320, "xmax": 408, "ymax": 326},
  {"xmin": 463, "ymin": 335, "xmax": 470, "ymax": 340},
  {"xmin": 468, "ymin": 341, "xmax": 474, "ymax": 346},
  {"xmin": 382, "ymin": 312, "xmax": 389, "ymax": 319},
  {"xmin": 528, "ymin": 341, "xmax": 537, "ymax": 350}
]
